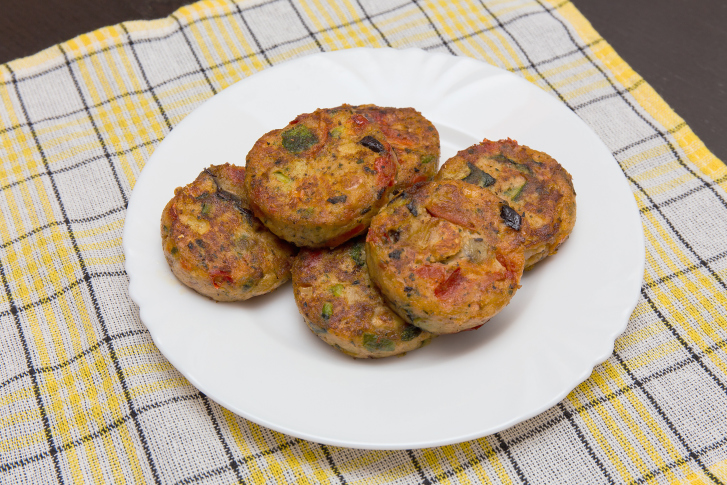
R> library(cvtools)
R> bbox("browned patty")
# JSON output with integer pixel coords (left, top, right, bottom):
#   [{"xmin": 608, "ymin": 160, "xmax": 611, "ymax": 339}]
[
  {"xmin": 160, "ymin": 164, "xmax": 297, "ymax": 301},
  {"xmin": 366, "ymin": 180, "xmax": 527, "ymax": 334},
  {"xmin": 244, "ymin": 105, "xmax": 399, "ymax": 248},
  {"xmin": 292, "ymin": 237, "xmax": 434, "ymax": 358},
  {"xmin": 351, "ymin": 105, "xmax": 439, "ymax": 189},
  {"xmin": 435, "ymin": 138, "xmax": 576, "ymax": 269}
]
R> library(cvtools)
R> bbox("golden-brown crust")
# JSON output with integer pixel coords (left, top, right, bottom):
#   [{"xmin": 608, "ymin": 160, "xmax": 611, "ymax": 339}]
[
  {"xmin": 160, "ymin": 164, "xmax": 297, "ymax": 301},
  {"xmin": 366, "ymin": 180, "xmax": 526, "ymax": 334},
  {"xmin": 352, "ymin": 105, "xmax": 439, "ymax": 189},
  {"xmin": 244, "ymin": 105, "xmax": 399, "ymax": 248},
  {"xmin": 435, "ymin": 138, "xmax": 576, "ymax": 269},
  {"xmin": 291, "ymin": 237, "xmax": 433, "ymax": 358}
]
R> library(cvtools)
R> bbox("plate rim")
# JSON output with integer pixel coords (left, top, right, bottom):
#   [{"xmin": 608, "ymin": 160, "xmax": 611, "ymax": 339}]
[{"xmin": 123, "ymin": 47, "xmax": 645, "ymax": 449}]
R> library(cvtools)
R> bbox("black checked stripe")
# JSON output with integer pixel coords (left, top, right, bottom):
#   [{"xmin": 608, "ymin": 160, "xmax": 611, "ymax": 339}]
[
  {"xmin": 4, "ymin": 62, "xmax": 163, "ymax": 485},
  {"xmin": 0, "ymin": 0, "xmax": 694, "ymax": 172},
  {"xmin": 3, "ymin": 325, "xmax": 719, "ymax": 479},
  {"xmin": 541, "ymin": 1, "xmax": 727, "ymax": 215},
  {"xmin": 1, "ymin": 0, "xmax": 413, "ymax": 139},
  {"xmin": 629, "ymin": 436, "xmax": 727, "ymax": 485},
  {"xmin": 0, "ymin": 271, "xmax": 129, "ymax": 324},
  {"xmin": 1, "ymin": 0, "xmax": 727, "ymax": 480},
  {"xmin": 494, "ymin": 432, "xmax": 529, "ymax": 484},
  {"xmin": 320, "ymin": 444, "xmax": 347, "ymax": 485},
  {"xmin": 482, "ymin": 1, "xmax": 727, "ymax": 480},
  {"xmin": 534, "ymin": 3, "xmax": 727, "ymax": 482},
  {"xmin": 614, "ymin": 350, "xmax": 724, "ymax": 485},
  {"xmin": 569, "ymin": 79, "xmax": 647, "ymax": 111},
  {"xmin": 0, "ymin": 393, "xmax": 200, "ymax": 474},
  {"xmin": 0, "ymin": 329, "xmax": 147, "ymax": 392},
  {"xmin": 406, "ymin": 449, "xmax": 432, "ymax": 485},
  {"xmin": 58, "ymin": 44, "xmax": 129, "ymax": 208},
  {"xmin": 353, "ymin": 0, "xmax": 392, "ymax": 47},
  {"xmin": 171, "ymin": 13, "xmax": 220, "ymax": 95},
  {"xmin": 418, "ymin": 433, "xmax": 727, "ymax": 485},
  {"xmin": 558, "ymin": 402, "xmax": 615, "ymax": 484},
  {"xmin": 644, "ymin": 248, "xmax": 727, "ymax": 290},
  {"xmin": 434, "ymin": 0, "xmax": 570, "ymax": 60},
  {"xmin": 0, "ymin": 258, "xmax": 64, "ymax": 484},
  {"xmin": 624, "ymin": 170, "xmax": 727, "ymax": 293},
  {"xmin": 0, "ymin": 206, "xmax": 126, "ymax": 250},
  {"xmin": 174, "ymin": 437, "xmax": 301, "ymax": 485},
  {"xmin": 639, "ymin": 173, "xmax": 727, "ymax": 215},
  {"xmin": 198, "ymin": 392, "xmax": 248, "ymax": 484},
  {"xmin": 0, "ymin": 136, "xmax": 158, "ymax": 198},
  {"xmin": 229, "ymin": 0, "xmax": 273, "ymax": 67},
  {"xmin": 286, "ymin": 0, "xmax": 324, "ymax": 52},
  {"xmin": 640, "ymin": 287, "xmax": 727, "ymax": 397},
  {"xmin": 0, "ymin": 0, "xmax": 285, "ymax": 86},
  {"xmin": 411, "ymin": 0, "xmax": 455, "ymax": 55},
  {"xmin": 612, "ymin": 124, "xmax": 686, "ymax": 156},
  {"xmin": 120, "ymin": 23, "xmax": 173, "ymax": 133}
]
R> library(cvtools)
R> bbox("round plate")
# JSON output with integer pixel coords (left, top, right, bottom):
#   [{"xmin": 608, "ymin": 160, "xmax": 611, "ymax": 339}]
[{"xmin": 123, "ymin": 48, "xmax": 644, "ymax": 450}]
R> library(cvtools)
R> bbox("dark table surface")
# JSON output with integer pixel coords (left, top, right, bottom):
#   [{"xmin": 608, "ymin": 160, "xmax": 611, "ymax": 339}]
[{"xmin": 1, "ymin": 0, "xmax": 725, "ymax": 164}]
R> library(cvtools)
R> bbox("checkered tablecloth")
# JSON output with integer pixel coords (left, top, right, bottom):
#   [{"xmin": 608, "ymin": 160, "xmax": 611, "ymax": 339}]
[{"xmin": 2, "ymin": 0, "xmax": 727, "ymax": 483}]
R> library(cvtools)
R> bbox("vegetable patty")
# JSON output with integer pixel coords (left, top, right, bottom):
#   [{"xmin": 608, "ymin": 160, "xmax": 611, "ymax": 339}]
[
  {"xmin": 244, "ymin": 105, "xmax": 399, "ymax": 248},
  {"xmin": 161, "ymin": 164, "xmax": 296, "ymax": 301},
  {"xmin": 352, "ymin": 105, "xmax": 439, "ymax": 189},
  {"xmin": 292, "ymin": 237, "xmax": 433, "ymax": 358},
  {"xmin": 436, "ymin": 138, "xmax": 576, "ymax": 269},
  {"xmin": 366, "ymin": 180, "xmax": 527, "ymax": 334}
]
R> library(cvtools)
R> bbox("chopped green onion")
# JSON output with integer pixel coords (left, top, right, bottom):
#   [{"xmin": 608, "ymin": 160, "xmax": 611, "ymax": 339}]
[
  {"xmin": 273, "ymin": 171, "xmax": 291, "ymax": 184},
  {"xmin": 321, "ymin": 302, "xmax": 333, "ymax": 319},
  {"xmin": 330, "ymin": 284, "xmax": 344, "ymax": 297},
  {"xmin": 503, "ymin": 182, "xmax": 527, "ymax": 201}
]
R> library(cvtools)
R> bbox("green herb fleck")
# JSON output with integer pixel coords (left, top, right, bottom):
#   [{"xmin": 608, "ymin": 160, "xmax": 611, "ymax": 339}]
[
  {"xmin": 421, "ymin": 154, "xmax": 435, "ymax": 164},
  {"xmin": 201, "ymin": 203, "xmax": 211, "ymax": 215},
  {"xmin": 321, "ymin": 302, "xmax": 333, "ymax": 320},
  {"xmin": 363, "ymin": 334, "xmax": 395, "ymax": 352},
  {"xmin": 273, "ymin": 171, "xmax": 291, "ymax": 184},
  {"xmin": 282, "ymin": 124, "xmax": 318, "ymax": 153},
  {"xmin": 329, "ymin": 126, "xmax": 343, "ymax": 139},
  {"xmin": 170, "ymin": 247, "xmax": 179, "ymax": 256},
  {"xmin": 330, "ymin": 284, "xmax": 344, "ymax": 297},
  {"xmin": 401, "ymin": 324, "xmax": 422, "ymax": 341},
  {"xmin": 350, "ymin": 242, "xmax": 366, "ymax": 267}
]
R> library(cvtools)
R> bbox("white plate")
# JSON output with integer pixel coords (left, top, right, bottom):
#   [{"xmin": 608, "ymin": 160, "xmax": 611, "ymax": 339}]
[{"xmin": 123, "ymin": 48, "xmax": 644, "ymax": 450}]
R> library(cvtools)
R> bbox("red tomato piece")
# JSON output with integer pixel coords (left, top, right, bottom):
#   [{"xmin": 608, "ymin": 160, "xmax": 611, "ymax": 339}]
[
  {"xmin": 351, "ymin": 114, "xmax": 369, "ymax": 127},
  {"xmin": 434, "ymin": 267, "xmax": 465, "ymax": 299},
  {"xmin": 415, "ymin": 264, "xmax": 446, "ymax": 283},
  {"xmin": 327, "ymin": 224, "xmax": 366, "ymax": 248},
  {"xmin": 375, "ymin": 156, "xmax": 396, "ymax": 187},
  {"xmin": 210, "ymin": 269, "xmax": 234, "ymax": 288}
]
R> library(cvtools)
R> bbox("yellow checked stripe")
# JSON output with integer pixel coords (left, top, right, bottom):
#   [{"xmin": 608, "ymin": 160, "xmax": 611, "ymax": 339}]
[{"xmin": 1, "ymin": 0, "xmax": 726, "ymax": 484}]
